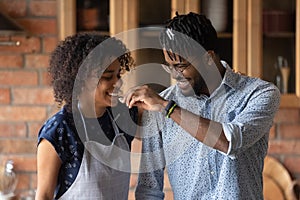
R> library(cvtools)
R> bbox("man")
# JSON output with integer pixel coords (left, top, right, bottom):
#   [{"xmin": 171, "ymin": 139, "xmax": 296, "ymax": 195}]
[{"xmin": 125, "ymin": 12, "xmax": 280, "ymax": 199}]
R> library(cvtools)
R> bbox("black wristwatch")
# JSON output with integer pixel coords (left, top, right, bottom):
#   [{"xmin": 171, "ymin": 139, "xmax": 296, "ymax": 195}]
[{"xmin": 163, "ymin": 100, "xmax": 177, "ymax": 118}]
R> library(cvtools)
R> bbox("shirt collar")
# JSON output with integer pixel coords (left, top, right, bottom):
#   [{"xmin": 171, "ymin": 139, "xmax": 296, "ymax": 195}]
[
  {"xmin": 220, "ymin": 60, "xmax": 241, "ymax": 90},
  {"xmin": 194, "ymin": 61, "xmax": 240, "ymax": 99}
]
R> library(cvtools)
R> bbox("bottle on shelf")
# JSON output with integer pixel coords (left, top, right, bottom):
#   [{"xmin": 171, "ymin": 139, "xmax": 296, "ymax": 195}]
[
  {"xmin": 274, "ymin": 56, "xmax": 290, "ymax": 94},
  {"xmin": 280, "ymin": 58, "xmax": 290, "ymax": 94},
  {"xmin": 274, "ymin": 59, "xmax": 283, "ymax": 93},
  {"xmin": 0, "ymin": 160, "xmax": 18, "ymax": 199}
]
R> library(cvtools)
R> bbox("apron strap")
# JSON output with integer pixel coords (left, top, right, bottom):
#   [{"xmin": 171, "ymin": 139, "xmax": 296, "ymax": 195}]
[
  {"xmin": 77, "ymin": 101, "xmax": 90, "ymax": 141},
  {"xmin": 106, "ymin": 108, "xmax": 122, "ymax": 137}
]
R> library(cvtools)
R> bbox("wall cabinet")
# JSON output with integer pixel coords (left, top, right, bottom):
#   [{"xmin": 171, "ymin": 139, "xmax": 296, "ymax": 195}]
[
  {"xmin": 247, "ymin": 0, "xmax": 300, "ymax": 107},
  {"xmin": 57, "ymin": 0, "xmax": 300, "ymax": 107}
]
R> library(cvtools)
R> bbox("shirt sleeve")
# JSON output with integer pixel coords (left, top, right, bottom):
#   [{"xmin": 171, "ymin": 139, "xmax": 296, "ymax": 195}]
[
  {"xmin": 222, "ymin": 84, "xmax": 280, "ymax": 158},
  {"xmin": 37, "ymin": 113, "xmax": 76, "ymax": 163},
  {"xmin": 135, "ymin": 111, "xmax": 166, "ymax": 200}
]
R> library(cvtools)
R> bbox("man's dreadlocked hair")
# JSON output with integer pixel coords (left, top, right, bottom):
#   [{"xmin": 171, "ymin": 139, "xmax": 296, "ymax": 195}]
[
  {"xmin": 49, "ymin": 32, "xmax": 134, "ymax": 112},
  {"xmin": 160, "ymin": 12, "xmax": 218, "ymax": 59}
]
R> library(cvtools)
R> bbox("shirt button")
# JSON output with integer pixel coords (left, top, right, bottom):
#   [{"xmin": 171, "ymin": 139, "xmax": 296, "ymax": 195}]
[{"xmin": 210, "ymin": 171, "xmax": 214, "ymax": 175}]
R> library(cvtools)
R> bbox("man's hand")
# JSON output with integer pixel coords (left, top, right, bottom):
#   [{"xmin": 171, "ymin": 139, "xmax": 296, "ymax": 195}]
[{"xmin": 123, "ymin": 85, "xmax": 168, "ymax": 112}]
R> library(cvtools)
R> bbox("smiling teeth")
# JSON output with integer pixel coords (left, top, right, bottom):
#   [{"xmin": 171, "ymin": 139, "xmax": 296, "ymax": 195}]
[{"xmin": 110, "ymin": 93, "xmax": 119, "ymax": 97}]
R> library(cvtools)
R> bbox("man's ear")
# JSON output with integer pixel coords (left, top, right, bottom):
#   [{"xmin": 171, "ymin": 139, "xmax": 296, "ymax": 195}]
[{"xmin": 204, "ymin": 50, "xmax": 215, "ymax": 66}]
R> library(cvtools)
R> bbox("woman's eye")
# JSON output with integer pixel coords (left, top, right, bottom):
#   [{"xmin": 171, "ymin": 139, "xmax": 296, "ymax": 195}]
[
  {"xmin": 101, "ymin": 74, "xmax": 121, "ymax": 81},
  {"xmin": 101, "ymin": 76, "xmax": 113, "ymax": 80}
]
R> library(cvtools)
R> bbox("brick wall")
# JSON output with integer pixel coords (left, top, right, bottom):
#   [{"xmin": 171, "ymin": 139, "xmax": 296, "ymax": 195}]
[
  {"xmin": 0, "ymin": 0, "xmax": 299, "ymax": 199},
  {"xmin": 269, "ymin": 108, "xmax": 300, "ymax": 180},
  {"xmin": 0, "ymin": 0, "xmax": 58, "ymax": 198}
]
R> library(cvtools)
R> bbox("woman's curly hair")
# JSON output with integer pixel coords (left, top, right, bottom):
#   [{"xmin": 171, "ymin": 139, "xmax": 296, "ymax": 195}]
[{"xmin": 49, "ymin": 32, "xmax": 134, "ymax": 112}]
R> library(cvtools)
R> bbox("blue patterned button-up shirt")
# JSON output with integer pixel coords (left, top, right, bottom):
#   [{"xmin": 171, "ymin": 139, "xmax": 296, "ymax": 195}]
[{"xmin": 135, "ymin": 63, "xmax": 280, "ymax": 200}]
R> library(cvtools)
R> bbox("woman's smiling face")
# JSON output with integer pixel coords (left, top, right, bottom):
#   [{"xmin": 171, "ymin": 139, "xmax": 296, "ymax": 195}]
[
  {"xmin": 80, "ymin": 59, "xmax": 123, "ymax": 117},
  {"xmin": 95, "ymin": 59, "xmax": 123, "ymax": 108}
]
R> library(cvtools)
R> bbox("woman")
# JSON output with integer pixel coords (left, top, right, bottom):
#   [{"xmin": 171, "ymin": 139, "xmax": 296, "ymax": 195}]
[{"xmin": 35, "ymin": 33, "xmax": 137, "ymax": 199}]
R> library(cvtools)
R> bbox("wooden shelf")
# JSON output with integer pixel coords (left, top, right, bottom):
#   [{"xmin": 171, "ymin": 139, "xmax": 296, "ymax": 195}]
[
  {"xmin": 280, "ymin": 94, "xmax": 300, "ymax": 108},
  {"xmin": 218, "ymin": 32, "xmax": 233, "ymax": 38},
  {"xmin": 263, "ymin": 32, "xmax": 295, "ymax": 38}
]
